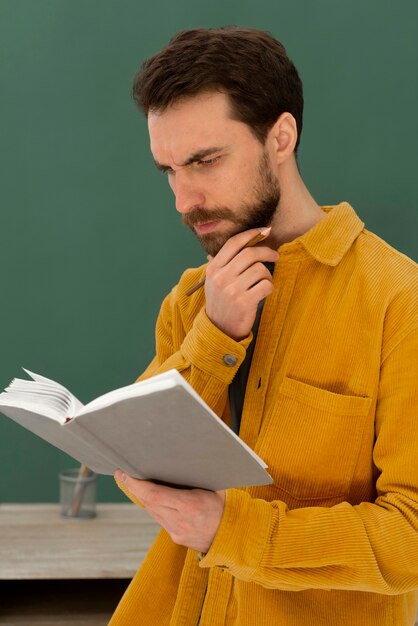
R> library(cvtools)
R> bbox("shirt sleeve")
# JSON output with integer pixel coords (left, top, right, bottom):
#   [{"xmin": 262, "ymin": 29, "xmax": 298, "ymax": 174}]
[
  {"xmin": 200, "ymin": 327, "xmax": 418, "ymax": 594},
  {"xmin": 136, "ymin": 283, "xmax": 253, "ymax": 417}
]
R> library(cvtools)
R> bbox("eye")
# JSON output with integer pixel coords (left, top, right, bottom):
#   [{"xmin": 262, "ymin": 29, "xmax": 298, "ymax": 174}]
[{"xmin": 197, "ymin": 156, "xmax": 221, "ymax": 167}]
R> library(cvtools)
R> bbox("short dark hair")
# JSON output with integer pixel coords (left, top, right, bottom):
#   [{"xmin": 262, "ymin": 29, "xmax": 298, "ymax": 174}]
[{"xmin": 133, "ymin": 27, "xmax": 304, "ymax": 152}]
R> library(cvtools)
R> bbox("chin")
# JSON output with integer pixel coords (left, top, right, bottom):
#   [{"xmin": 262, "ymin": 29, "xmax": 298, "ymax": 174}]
[{"xmin": 198, "ymin": 227, "xmax": 241, "ymax": 256}]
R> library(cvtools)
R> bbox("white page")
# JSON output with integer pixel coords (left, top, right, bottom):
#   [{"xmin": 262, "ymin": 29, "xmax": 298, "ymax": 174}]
[
  {"xmin": 78, "ymin": 369, "xmax": 268, "ymax": 469},
  {"xmin": 77, "ymin": 369, "xmax": 182, "ymax": 416}
]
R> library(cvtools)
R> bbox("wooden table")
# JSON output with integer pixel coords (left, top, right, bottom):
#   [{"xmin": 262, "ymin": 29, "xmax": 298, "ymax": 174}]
[{"xmin": 0, "ymin": 503, "xmax": 160, "ymax": 625}]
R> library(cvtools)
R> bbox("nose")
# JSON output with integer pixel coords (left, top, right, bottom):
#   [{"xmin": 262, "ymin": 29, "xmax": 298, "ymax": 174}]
[{"xmin": 171, "ymin": 170, "xmax": 206, "ymax": 215}]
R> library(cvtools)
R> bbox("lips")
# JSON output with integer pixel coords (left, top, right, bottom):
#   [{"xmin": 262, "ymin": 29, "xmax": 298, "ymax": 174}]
[{"xmin": 194, "ymin": 221, "xmax": 221, "ymax": 235}]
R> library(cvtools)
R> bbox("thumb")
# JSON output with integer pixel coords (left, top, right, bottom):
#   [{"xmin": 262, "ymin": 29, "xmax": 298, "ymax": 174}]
[{"xmin": 114, "ymin": 470, "xmax": 145, "ymax": 508}]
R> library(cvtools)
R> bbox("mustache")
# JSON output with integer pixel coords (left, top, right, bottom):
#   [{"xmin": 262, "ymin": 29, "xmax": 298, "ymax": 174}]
[{"xmin": 182, "ymin": 207, "xmax": 236, "ymax": 228}]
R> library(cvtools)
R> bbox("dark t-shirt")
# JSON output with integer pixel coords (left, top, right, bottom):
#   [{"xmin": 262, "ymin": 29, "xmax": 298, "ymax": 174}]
[{"xmin": 228, "ymin": 262, "xmax": 275, "ymax": 434}]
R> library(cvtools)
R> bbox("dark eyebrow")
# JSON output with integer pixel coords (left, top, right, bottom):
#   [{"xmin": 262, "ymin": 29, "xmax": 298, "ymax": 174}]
[{"xmin": 154, "ymin": 146, "xmax": 225, "ymax": 173}]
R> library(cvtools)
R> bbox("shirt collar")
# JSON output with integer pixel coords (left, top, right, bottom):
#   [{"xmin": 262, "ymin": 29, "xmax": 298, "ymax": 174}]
[{"xmin": 279, "ymin": 202, "xmax": 364, "ymax": 266}]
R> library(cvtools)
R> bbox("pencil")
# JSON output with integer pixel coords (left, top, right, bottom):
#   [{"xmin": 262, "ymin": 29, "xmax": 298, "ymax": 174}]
[
  {"xmin": 185, "ymin": 229, "xmax": 269, "ymax": 296},
  {"xmin": 68, "ymin": 464, "xmax": 93, "ymax": 517}
]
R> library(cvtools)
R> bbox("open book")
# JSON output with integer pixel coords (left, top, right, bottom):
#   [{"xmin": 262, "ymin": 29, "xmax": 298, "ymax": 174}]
[{"xmin": 0, "ymin": 368, "xmax": 272, "ymax": 491}]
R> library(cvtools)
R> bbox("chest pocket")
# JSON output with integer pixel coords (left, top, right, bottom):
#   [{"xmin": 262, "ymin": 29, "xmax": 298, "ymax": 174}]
[{"xmin": 255, "ymin": 376, "xmax": 372, "ymax": 507}]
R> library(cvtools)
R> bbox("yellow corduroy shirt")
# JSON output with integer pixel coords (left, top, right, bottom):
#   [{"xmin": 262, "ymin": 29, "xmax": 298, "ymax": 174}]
[{"xmin": 111, "ymin": 203, "xmax": 418, "ymax": 626}]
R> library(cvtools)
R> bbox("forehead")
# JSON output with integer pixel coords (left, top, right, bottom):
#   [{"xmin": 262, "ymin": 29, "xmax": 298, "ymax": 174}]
[{"xmin": 147, "ymin": 92, "xmax": 255, "ymax": 161}]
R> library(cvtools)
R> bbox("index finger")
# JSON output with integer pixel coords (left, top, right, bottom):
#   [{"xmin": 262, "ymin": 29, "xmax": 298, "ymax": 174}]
[{"xmin": 213, "ymin": 226, "xmax": 271, "ymax": 267}]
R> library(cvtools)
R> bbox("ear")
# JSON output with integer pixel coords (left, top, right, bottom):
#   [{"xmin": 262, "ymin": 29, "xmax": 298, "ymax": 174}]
[{"xmin": 267, "ymin": 112, "xmax": 298, "ymax": 165}]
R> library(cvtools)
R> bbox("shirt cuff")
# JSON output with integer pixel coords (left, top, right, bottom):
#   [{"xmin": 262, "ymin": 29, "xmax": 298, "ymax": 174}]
[
  {"xmin": 181, "ymin": 308, "xmax": 253, "ymax": 384},
  {"xmin": 198, "ymin": 488, "xmax": 272, "ymax": 580}
]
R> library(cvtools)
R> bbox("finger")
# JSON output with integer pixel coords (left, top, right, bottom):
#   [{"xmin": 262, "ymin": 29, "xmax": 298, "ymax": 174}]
[
  {"xmin": 115, "ymin": 471, "xmax": 183, "ymax": 509},
  {"xmin": 227, "ymin": 262, "xmax": 275, "ymax": 294},
  {"xmin": 247, "ymin": 276, "xmax": 275, "ymax": 301},
  {"xmin": 222, "ymin": 245, "xmax": 279, "ymax": 277},
  {"xmin": 146, "ymin": 502, "xmax": 182, "ymax": 521},
  {"xmin": 206, "ymin": 248, "xmax": 278, "ymax": 293},
  {"xmin": 114, "ymin": 473, "xmax": 145, "ymax": 508},
  {"xmin": 212, "ymin": 227, "xmax": 271, "ymax": 268}
]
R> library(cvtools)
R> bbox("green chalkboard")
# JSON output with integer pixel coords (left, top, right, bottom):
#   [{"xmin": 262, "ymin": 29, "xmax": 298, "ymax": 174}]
[{"xmin": 0, "ymin": 0, "xmax": 416, "ymax": 502}]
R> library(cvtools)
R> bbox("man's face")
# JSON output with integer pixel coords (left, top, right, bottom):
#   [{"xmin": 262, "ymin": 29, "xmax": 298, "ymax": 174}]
[{"xmin": 148, "ymin": 92, "xmax": 281, "ymax": 256}]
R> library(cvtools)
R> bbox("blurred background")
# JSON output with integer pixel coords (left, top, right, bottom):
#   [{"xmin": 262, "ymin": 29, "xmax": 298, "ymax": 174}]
[{"xmin": 0, "ymin": 0, "xmax": 417, "ymax": 502}]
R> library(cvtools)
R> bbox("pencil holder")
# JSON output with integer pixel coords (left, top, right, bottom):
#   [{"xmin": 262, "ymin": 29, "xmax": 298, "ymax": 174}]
[{"xmin": 59, "ymin": 468, "xmax": 97, "ymax": 519}]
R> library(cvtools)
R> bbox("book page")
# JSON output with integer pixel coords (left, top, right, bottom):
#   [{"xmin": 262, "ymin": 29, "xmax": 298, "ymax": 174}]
[
  {"xmin": 0, "ymin": 369, "xmax": 83, "ymax": 422},
  {"xmin": 79, "ymin": 369, "xmax": 267, "ymax": 468},
  {"xmin": 73, "ymin": 379, "xmax": 272, "ymax": 489},
  {"xmin": 77, "ymin": 369, "xmax": 269, "ymax": 475},
  {"xmin": 77, "ymin": 369, "xmax": 181, "ymax": 416}
]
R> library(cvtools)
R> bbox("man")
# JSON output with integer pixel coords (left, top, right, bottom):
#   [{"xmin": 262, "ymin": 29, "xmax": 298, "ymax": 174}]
[{"xmin": 110, "ymin": 27, "xmax": 418, "ymax": 625}]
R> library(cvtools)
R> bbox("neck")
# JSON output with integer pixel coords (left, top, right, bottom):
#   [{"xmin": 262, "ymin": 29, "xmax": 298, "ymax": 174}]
[{"xmin": 267, "ymin": 157, "xmax": 325, "ymax": 249}]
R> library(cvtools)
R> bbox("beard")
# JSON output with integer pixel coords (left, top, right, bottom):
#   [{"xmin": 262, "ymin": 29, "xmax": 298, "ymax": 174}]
[{"xmin": 182, "ymin": 150, "xmax": 281, "ymax": 256}]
